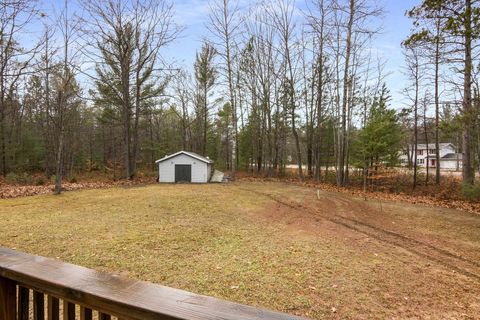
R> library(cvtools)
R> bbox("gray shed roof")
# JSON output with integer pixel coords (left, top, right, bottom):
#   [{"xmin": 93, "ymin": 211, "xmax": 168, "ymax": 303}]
[{"xmin": 155, "ymin": 151, "xmax": 214, "ymax": 164}]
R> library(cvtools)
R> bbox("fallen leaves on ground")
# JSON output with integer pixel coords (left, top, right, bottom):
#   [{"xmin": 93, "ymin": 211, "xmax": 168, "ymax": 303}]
[
  {"xmin": 239, "ymin": 177, "xmax": 480, "ymax": 215},
  {"xmin": 1, "ymin": 173, "xmax": 478, "ymax": 214},
  {"xmin": 0, "ymin": 178, "xmax": 154, "ymax": 199}
]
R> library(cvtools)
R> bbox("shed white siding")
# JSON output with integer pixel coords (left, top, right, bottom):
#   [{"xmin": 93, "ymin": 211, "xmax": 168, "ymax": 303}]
[{"xmin": 158, "ymin": 153, "xmax": 211, "ymax": 183}]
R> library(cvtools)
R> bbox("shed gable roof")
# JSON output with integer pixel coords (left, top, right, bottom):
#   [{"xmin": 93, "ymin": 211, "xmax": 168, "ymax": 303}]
[{"xmin": 155, "ymin": 151, "xmax": 214, "ymax": 164}]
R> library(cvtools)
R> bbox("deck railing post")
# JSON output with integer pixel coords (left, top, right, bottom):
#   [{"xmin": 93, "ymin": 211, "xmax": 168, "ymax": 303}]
[
  {"xmin": 0, "ymin": 247, "xmax": 304, "ymax": 320},
  {"xmin": 18, "ymin": 286, "xmax": 30, "ymax": 320},
  {"xmin": 80, "ymin": 306, "xmax": 93, "ymax": 320},
  {"xmin": 64, "ymin": 301, "xmax": 76, "ymax": 320},
  {"xmin": 48, "ymin": 295, "xmax": 60, "ymax": 320},
  {"xmin": 33, "ymin": 291, "xmax": 45, "ymax": 320},
  {"xmin": 0, "ymin": 276, "xmax": 16, "ymax": 320}
]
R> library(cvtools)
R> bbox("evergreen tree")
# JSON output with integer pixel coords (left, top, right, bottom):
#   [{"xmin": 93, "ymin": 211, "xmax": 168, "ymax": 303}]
[
  {"xmin": 194, "ymin": 43, "xmax": 217, "ymax": 155},
  {"xmin": 352, "ymin": 86, "xmax": 404, "ymax": 172}
]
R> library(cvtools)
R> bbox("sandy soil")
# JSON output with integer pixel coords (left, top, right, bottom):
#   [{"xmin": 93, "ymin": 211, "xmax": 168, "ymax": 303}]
[{"xmin": 241, "ymin": 182, "xmax": 480, "ymax": 319}]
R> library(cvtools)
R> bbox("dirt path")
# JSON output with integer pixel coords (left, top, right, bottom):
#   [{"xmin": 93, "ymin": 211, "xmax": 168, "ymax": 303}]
[
  {"xmin": 321, "ymin": 196, "xmax": 480, "ymax": 280},
  {"xmin": 239, "ymin": 183, "xmax": 480, "ymax": 282}
]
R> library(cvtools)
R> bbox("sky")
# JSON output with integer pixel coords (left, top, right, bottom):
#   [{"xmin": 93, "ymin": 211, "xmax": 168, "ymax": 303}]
[
  {"xmin": 165, "ymin": 0, "xmax": 419, "ymax": 107},
  {"xmin": 38, "ymin": 0, "xmax": 420, "ymax": 108}
]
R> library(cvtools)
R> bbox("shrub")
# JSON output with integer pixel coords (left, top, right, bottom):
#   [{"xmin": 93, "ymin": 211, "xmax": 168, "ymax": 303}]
[
  {"xmin": 5, "ymin": 172, "xmax": 18, "ymax": 184},
  {"xmin": 36, "ymin": 177, "xmax": 45, "ymax": 186},
  {"xmin": 69, "ymin": 176, "xmax": 77, "ymax": 183},
  {"xmin": 5, "ymin": 172, "xmax": 33, "ymax": 185},
  {"xmin": 437, "ymin": 177, "xmax": 460, "ymax": 200},
  {"xmin": 390, "ymin": 178, "xmax": 405, "ymax": 194},
  {"xmin": 460, "ymin": 184, "xmax": 480, "ymax": 202}
]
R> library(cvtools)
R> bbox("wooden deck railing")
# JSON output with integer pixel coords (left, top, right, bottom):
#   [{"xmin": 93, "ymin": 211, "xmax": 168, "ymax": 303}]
[{"xmin": 0, "ymin": 247, "xmax": 304, "ymax": 320}]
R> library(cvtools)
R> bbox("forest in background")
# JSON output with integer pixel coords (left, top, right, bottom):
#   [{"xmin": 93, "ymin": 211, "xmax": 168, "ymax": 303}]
[{"xmin": 1, "ymin": 0, "xmax": 479, "ymax": 197}]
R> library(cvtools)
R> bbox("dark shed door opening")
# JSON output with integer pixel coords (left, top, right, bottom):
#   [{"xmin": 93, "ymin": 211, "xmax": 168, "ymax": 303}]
[{"xmin": 175, "ymin": 164, "xmax": 192, "ymax": 183}]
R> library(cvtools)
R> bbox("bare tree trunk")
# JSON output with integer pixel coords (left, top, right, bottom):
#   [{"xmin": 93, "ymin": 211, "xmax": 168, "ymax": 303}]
[
  {"xmin": 208, "ymin": 0, "xmax": 238, "ymax": 177},
  {"xmin": 123, "ymin": 83, "xmax": 132, "ymax": 179},
  {"xmin": 337, "ymin": 0, "xmax": 355, "ymax": 187},
  {"xmin": 423, "ymin": 96, "xmax": 429, "ymax": 186},
  {"xmin": 462, "ymin": 0, "xmax": 474, "ymax": 185},
  {"xmin": 54, "ymin": 128, "xmax": 64, "ymax": 194},
  {"xmin": 413, "ymin": 73, "xmax": 419, "ymax": 190},
  {"xmin": 434, "ymin": 19, "xmax": 441, "ymax": 185},
  {"xmin": 55, "ymin": 0, "xmax": 71, "ymax": 194},
  {"xmin": 203, "ymin": 83, "xmax": 208, "ymax": 155}
]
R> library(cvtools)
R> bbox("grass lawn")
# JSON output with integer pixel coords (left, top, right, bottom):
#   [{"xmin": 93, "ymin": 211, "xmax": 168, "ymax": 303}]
[{"xmin": 1, "ymin": 182, "xmax": 479, "ymax": 319}]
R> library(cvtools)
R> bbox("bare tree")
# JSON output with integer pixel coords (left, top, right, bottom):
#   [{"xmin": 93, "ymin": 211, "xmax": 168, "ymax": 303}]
[
  {"xmin": 403, "ymin": 44, "xmax": 424, "ymax": 190},
  {"xmin": 305, "ymin": 0, "xmax": 333, "ymax": 181},
  {"xmin": 53, "ymin": 0, "xmax": 82, "ymax": 194},
  {"xmin": 0, "ymin": 0, "xmax": 41, "ymax": 176},
  {"xmin": 207, "ymin": 0, "xmax": 241, "ymax": 178},
  {"xmin": 331, "ymin": 0, "xmax": 383, "ymax": 187},
  {"xmin": 268, "ymin": 0, "xmax": 304, "ymax": 180},
  {"xmin": 406, "ymin": 4, "xmax": 446, "ymax": 185}
]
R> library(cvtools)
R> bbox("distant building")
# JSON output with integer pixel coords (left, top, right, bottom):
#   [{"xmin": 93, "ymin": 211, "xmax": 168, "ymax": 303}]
[
  {"xmin": 156, "ymin": 151, "xmax": 214, "ymax": 183},
  {"xmin": 399, "ymin": 143, "xmax": 462, "ymax": 171}
]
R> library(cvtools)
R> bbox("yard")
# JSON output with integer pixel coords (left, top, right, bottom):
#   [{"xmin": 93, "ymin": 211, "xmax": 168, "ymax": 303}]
[{"xmin": 0, "ymin": 182, "xmax": 479, "ymax": 319}]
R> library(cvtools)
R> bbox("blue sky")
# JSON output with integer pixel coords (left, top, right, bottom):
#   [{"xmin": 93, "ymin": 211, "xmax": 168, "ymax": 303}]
[
  {"xmin": 38, "ymin": 0, "xmax": 420, "ymax": 107},
  {"xmin": 375, "ymin": 0, "xmax": 419, "ymax": 106}
]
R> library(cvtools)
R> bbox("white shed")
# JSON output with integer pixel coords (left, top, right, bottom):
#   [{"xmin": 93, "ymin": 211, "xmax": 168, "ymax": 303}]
[{"xmin": 156, "ymin": 151, "xmax": 214, "ymax": 183}]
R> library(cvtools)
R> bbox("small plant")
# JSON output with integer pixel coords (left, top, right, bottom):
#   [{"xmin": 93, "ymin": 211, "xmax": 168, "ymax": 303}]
[
  {"xmin": 36, "ymin": 177, "xmax": 45, "ymax": 186},
  {"xmin": 390, "ymin": 178, "xmax": 405, "ymax": 194},
  {"xmin": 5, "ymin": 172, "xmax": 33, "ymax": 185},
  {"xmin": 5, "ymin": 172, "xmax": 19, "ymax": 184},
  {"xmin": 69, "ymin": 176, "xmax": 78, "ymax": 183},
  {"xmin": 460, "ymin": 184, "xmax": 480, "ymax": 202}
]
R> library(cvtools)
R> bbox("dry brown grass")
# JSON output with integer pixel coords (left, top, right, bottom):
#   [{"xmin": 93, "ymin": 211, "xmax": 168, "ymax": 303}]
[{"xmin": 0, "ymin": 182, "xmax": 479, "ymax": 319}]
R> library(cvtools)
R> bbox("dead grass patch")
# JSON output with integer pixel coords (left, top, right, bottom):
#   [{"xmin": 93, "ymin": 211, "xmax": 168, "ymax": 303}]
[{"xmin": 1, "ymin": 182, "xmax": 479, "ymax": 319}]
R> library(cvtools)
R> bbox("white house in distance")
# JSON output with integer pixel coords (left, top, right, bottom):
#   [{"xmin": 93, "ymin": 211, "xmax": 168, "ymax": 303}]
[
  {"xmin": 156, "ymin": 151, "xmax": 214, "ymax": 183},
  {"xmin": 399, "ymin": 143, "xmax": 463, "ymax": 171}
]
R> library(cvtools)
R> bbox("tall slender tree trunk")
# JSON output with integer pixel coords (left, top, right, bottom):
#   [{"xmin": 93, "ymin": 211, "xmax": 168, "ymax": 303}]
[
  {"xmin": 203, "ymin": 83, "xmax": 208, "ymax": 155},
  {"xmin": 413, "ymin": 73, "xmax": 419, "ymax": 190},
  {"xmin": 132, "ymin": 74, "xmax": 141, "ymax": 179},
  {"xmin": 315, "ymin": 0, "xmax": 326, "ymax": 182},
  {"xmin": 0, "ymin": 64, "xmax": 6, "ymax": 177},
  {"xmin": 123, "ymin": 103, "xmax": 131, "ymax": 179},
  {"xmin": 119, "ymin": 44, "xmax": 132, "ymax": 179},
  {"xmin": 111, "ymin": 121, "xmax": 117, "ymax": 180},
  {"xmin": 462, "ymin": 0, "xmax": 474, "ymax": 185},
  {"xmin": 54, "ymin": 126, "xmax": 64, "ymax": 194},
  {"xmin": 55, "ymin": 0, "xmax": 69, "ymax": 194},
  {"xmin": 337, "ymin": 0, "xmax": 354, "ymax": 187},
  {"xmin": 434, "ymin": 20, "xmax": 441, "ymax": 184},
  {"xmin": 423, "ymin": 99, "xmax": 429, "ymax": 185},
  {"xmin": 0, "ymin": 96, "xmax": 5, "ymax": 177}
]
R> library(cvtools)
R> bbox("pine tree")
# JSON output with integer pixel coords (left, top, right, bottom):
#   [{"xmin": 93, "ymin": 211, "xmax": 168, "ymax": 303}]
[
  {"xmin": 194, "ymin": 43, "xmax": 217, "ymax": 155},
  {"xmin": 352, "ymin": 86, "xmax": 404, "ymax": 189}
]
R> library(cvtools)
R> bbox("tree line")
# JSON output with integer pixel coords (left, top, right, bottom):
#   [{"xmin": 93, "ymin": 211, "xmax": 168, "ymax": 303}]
[{"xmin": 0, "ymin": 0, "xmax": 479, "ymax": 194}]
